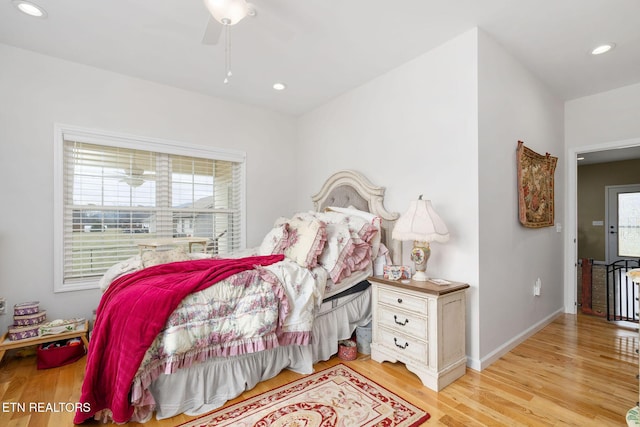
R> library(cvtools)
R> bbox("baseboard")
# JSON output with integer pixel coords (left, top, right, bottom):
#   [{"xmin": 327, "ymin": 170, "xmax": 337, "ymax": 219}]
[{"xmin": 466, "ymin": 308, "xmax": 565, "ymax": 372}]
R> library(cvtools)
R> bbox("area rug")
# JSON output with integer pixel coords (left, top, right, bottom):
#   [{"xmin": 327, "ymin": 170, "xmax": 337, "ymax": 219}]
[{"xmin": 178, "ymin": 364, "xmax": 430, "ymax": 427}]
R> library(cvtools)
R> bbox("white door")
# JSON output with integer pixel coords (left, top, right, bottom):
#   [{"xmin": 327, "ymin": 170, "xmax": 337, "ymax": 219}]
[
  {"xmin": 606, "ymin": 184, "xmax": 640, "ymax": 321},
  {"xmin": 606, "ymin": 184, "xmax": 640, "ymax": 263}
]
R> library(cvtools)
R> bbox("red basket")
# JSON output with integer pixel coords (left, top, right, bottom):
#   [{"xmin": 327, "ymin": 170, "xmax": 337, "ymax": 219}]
[{"xmin": 37, "ymin": 339, "xmax": 86, "ymax": 370}]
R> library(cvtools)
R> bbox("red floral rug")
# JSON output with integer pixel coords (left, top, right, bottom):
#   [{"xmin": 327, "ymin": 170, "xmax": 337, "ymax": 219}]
[{"xmin": 178, "ymin": 364, "xmax": 430, "ymax": 427}]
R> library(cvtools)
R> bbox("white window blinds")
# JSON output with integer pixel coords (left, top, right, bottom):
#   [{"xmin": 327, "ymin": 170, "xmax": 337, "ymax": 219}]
[{"xmin": 54, "ymin": 126, "xmax": 245, "ymax": 292}]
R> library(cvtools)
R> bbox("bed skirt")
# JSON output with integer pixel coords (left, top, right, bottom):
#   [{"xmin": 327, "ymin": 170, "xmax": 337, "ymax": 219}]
[{"xmin": 142, "ymin": 287, "xmax": 372, "ymax": 421}]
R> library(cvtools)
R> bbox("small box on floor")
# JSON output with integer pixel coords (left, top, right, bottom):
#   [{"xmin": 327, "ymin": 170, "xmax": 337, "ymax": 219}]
[{"xmin": 337, "ymin": 339, "xmax": 357, "ymax": 361}]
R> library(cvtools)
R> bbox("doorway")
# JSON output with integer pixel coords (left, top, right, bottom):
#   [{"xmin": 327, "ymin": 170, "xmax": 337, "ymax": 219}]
[
  {"xmin": 565, "ymin": 138, "xmax": 640, "ymax": 315},
  {"xmin": 604, "ymin": 184, "xmax": 640, "ymax": 321}
]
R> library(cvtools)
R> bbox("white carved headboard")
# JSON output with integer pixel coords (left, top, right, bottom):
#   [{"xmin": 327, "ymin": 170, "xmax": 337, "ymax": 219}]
[{"xmin": 311, "ymin": 170, "xmax": 401, "ymax": 265}]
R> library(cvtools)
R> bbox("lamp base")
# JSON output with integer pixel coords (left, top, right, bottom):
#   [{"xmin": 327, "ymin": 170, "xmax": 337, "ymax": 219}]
[
  {"xmin": 412, "ymin": 270, "xmax": 429, "ymax": 281},
  {"xmin": 410, "ymin": 241, "xmax": 431, "ymax": 282}
]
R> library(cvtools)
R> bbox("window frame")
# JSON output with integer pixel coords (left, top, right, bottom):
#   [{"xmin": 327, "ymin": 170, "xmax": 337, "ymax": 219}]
[{"xmin": 53, "ymin": 123, "xmax": 246, "ymax": 292}]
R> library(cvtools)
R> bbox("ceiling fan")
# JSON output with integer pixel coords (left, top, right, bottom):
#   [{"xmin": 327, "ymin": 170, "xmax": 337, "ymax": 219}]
[
  {"xmin": 201, "ymin": 0, "xmax": 256, "ymax": 83},
  {"xmin": 201, "ymin": 0, "xmax": 295, "ymax": 45},
  {"xmin": 200, "ymin": 0, "xmax": 295, "ymax": 83},
  {"xmin": 115, "ymin": 165, "xmax": 156, "ymax": 188},
  {"xmin": 201, "ymin": 0, "xmax": 256, "ymax": 46}
]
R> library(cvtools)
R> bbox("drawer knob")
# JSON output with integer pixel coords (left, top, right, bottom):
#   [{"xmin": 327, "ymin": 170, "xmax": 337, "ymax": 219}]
[
  {"xmin": 393, "ymin": 315, "xmax": 409, "ymax": 326},
  {"xmin": 397, "ymin": 298, "xmax": 403, "ymax": 304},
  {"xmin": 394, "ymin": 337, "xmax": 409, "ymax": 349}
]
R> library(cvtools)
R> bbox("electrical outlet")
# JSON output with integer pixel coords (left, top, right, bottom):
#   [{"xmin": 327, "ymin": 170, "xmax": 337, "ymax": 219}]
[
  {"xmin": 0, "ymin": 298, "xmax": 6, "ymax": 315},
  {"xmin": 533, "ymin": 278, "xmax": 542, "ymax": 296}
]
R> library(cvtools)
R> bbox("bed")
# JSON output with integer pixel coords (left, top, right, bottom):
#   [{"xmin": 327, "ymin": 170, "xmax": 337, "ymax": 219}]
[{"xmin": 74, "ymin": 170, "xmax": 401, "ymax": 424}]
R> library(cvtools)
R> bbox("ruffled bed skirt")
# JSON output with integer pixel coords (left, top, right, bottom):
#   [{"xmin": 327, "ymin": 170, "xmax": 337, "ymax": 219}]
[
  {"xmin": 312, "ymin": 286, "xmax": 372, "ymax": 362},
  {"xmin": 134, "ymin": 287, "xmax": 372, "ymax": 422}
]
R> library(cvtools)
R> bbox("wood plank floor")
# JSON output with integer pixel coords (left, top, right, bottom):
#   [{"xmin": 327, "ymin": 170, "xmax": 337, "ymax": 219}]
[{"xmin": 0, "ymin": 313, "xmax": 637, "ymax": 426}]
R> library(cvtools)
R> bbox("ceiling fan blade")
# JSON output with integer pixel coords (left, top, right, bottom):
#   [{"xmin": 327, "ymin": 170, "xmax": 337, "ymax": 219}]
[{"xmin": 202, "ymin": 16, "xmax": 222, "ymax": 45}]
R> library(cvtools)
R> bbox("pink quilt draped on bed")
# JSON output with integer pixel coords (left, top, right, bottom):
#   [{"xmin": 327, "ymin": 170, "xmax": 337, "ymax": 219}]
[{"xmin": 73, "ymin": 254, "xmax": 284, "ymax": 425}]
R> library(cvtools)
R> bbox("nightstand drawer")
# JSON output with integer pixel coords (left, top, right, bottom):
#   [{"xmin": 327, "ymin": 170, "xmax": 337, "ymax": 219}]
[
  {"xmin": 378, "ymin": 287, "xmax": 428, "ymax": 314},
  {"xmin": 378, "ymin": 327, "xmax": 428, "ymax": 364},
  {"xmin": 378, "ymin": 305, "xmax": 427, "ymax": 339}
]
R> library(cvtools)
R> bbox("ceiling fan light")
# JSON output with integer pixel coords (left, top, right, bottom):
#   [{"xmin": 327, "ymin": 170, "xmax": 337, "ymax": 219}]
[
  {"xmin": 122, "ymin": 176, "xmax": 145, "ymax": 187},
  {"xmin": 203, "ymin": 0, "xmax": 249, "ymax": 26}
]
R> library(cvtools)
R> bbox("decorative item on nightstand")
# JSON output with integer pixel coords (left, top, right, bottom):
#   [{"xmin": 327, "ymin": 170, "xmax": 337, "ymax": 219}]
[{"xmin": 392, "ymin": 196, "xmax": 449, "ymax": 281}]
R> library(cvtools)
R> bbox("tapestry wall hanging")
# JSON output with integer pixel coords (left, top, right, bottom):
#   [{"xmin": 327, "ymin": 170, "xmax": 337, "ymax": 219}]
[{"xmin": 516, "ymin": 140, "xmax": 558, "ymax": 228}]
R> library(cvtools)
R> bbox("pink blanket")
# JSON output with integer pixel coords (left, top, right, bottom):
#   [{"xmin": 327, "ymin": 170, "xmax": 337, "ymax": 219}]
[{"xmin": 74, "ymin": 254, "xmax": 284, "ymax": 424}]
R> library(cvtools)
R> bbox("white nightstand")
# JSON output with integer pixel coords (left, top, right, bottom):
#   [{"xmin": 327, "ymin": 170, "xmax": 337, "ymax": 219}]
[{"xmin": 369, "ymin": 276, "xmax": 469, "ymax": 391}]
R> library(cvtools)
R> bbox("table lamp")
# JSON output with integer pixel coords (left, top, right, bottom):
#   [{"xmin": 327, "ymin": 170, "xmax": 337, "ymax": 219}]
[{"xmin": 392, "ymin": 196, "xmax": 449, "ymax": 281}]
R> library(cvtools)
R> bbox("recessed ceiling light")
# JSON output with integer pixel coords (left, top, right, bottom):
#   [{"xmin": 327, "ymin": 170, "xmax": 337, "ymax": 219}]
[
  {"xmin": 273, "ymin": 82, "xmax": 287, "ymax": 91},
  {"xmin": 577, "ymin": 157, "xmax": 585, "ymax": 161},
  {"xmin": 590, "ymin": 43, "xmax": 615, "ymax": 55},
  {"xmin": 12, "ymin": 0, "xmax": 47, "ymax": 18}
]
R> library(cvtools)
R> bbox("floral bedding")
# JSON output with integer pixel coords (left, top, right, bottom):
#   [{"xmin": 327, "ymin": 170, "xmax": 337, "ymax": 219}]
[
  {"xmin": 76, "ymin": 255, "xmax": 286, "ymax": 424},
  {"xmin": 90, "ymin": 208, "xmax": 382, "ymax": 423},
  {"xmin": 130, "ymin": 259, "xmax": 328, "ymax": 412}
]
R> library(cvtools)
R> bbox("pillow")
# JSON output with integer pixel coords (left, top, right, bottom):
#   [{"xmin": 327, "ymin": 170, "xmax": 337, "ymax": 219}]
[
  {"xmin": 188, "ymin": 252, "xmax": 214, "ymax": 259},
  {"xmin": 259, "ymin": 223, "xmax": 289, "ymax": 255},
  {"xmin": 99, "ymin": 255, "xmax": 142, "ymax": 292},
  {"xmin": 308, "ymin": 210, "xmax": 377, "ymax": 283},
  {"xmin": 327, "ymin": 205, "xmax": 378, "ymax": 223},
  {"xmin": 326, "ymin": 206, "xmax": 382, "ymax": 258},
  {"xmin": 141, "ymin": 246, "xmax": 191, "ymax": 268},
  {"xmin": 319, "ymin": 222, "xmax": 373, "ymax": 283},
  {"xmin": 283, "ymin": 217, "xmax": 327, "ymax": 268}
]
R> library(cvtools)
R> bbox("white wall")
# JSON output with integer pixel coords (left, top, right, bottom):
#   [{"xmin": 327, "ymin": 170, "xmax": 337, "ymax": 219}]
[
  {"xmin": 297, "ymin": 30, "xmax": 481, "ymax": 362},
  {"xmin": 0, "ymin": 44, "xmax": 298, "ymax": 332},
  {"xmin": 477, "ymin": 31, "xmax": 565, "ymax": 368},
  {"xmin": 297, "ymin": 28, "xmax": 566, "ymax": 370},
  {"xmin": 566, "ymin": 82, "xmax": 640, "ymax": 148}
]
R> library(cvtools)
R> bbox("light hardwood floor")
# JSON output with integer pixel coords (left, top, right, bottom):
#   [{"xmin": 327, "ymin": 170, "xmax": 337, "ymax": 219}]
[{"xmin": 0, "ymin": 313, "xmax": 637, "ymax": 426}]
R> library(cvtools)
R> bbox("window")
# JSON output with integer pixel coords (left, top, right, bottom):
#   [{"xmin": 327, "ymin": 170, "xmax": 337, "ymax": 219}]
[
  {"xmin": 54, "ymin": 125, "xmax": 246, "ymax": 292},
  {"xmin": 618, "ymin": 191, "xmax": 640, "ymax": 257}
]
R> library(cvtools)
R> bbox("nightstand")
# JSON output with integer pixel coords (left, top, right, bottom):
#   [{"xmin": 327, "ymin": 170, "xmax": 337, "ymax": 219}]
[{"xmin": 369, "ymin": 276, "xmax": 469, "ymax": 391}]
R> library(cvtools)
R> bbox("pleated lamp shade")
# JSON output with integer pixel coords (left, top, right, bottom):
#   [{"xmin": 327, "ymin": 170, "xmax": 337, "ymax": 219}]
[
  {"xmin": 392, "ymin": 197, "xmax": 449, "ymax": 281},
  {"xmin": 392, "ymin": 198, "xmax": 449, "ymax": 243}
]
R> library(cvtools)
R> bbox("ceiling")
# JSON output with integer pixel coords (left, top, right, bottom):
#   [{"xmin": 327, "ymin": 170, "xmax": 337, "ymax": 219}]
[
  {"xmin": 1, "ymin": 0, "xmax": 640, "ymax": 118},
  {"xmin": 578, "ymin": 146, "xmax": 640, "ymax": 165}
]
